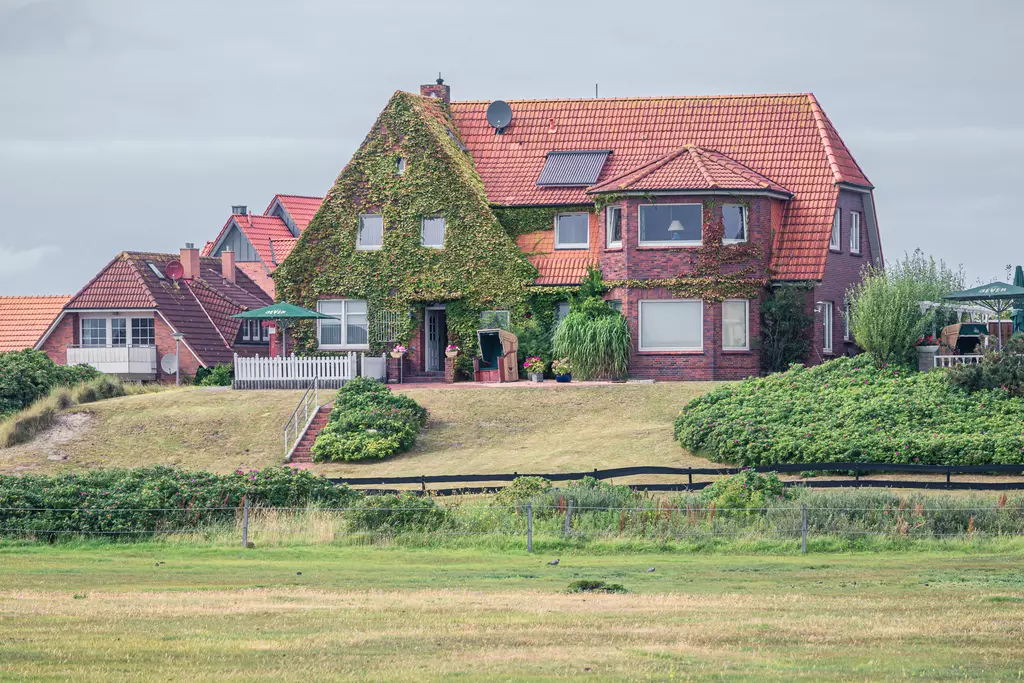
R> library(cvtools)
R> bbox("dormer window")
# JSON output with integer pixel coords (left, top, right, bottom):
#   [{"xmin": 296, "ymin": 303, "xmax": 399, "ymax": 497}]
[
  {"xmin": 357, "ymin": 214, "xmax": 383, "ymax": 250},
  {"xmin": 396, "ymin": 157, "xmax": 407, "ymax": 175}
]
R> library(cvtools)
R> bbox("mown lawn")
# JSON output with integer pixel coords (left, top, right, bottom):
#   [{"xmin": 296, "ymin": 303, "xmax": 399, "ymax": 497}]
[
  {"xmin": 1, "ymin": 544, "xmax": 1023, "ymax": 681},
  {"xmin": 0, "ymin": 383, "xmax": 717, "ymax": 477}
]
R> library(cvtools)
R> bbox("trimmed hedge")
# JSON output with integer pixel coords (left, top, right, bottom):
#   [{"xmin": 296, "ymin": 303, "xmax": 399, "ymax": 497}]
[
  {"xmin": 674, "ymin": 355, "xmax": 1024, "ymax": 466},
  {"xmin": 0, "ymin": 466, "xmax": 357, "ymax": 536},
  {"xmin": 312, "ymin": 378, "xmax": 428, "ymax": 462}
]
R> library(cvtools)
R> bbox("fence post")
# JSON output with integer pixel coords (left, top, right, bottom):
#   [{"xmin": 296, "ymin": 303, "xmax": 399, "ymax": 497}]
[
  {"xmin": 564, "ymin": 499, "xmax": 573, "ymax": 534},
  {"xmin": 242, "ymin": 497, "xmax": 251, "ymax": 548},
  {"xmin": 527, "ymin": 502, "xmax": 533, "ymax": 553},
  {"xmin": 801, "ymin": 503, "xmax": 807, "ymax": 554}
]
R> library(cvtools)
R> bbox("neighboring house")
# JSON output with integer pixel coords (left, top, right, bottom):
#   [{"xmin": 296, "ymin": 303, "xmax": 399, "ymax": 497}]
[
  {"xmin": 202, "ymin": 194, "xmax": 324, "ymax": 297},
  {"xmin": 35, "ymin": 246, "xmax": 272, "ymax": 381},
  {"xmin": 0, "ymin": 296, "xmax": 71, "ymax": 352},
  {"xmin": 275, "ymin": 78, "xmax": 881, "ymax": 381}
]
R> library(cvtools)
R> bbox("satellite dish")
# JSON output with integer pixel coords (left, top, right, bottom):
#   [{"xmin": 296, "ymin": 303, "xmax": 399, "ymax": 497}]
[
  {"xmin": 165, "ymin": 260, "xmax": 184, "ymax": 280},
  {"xmin": 160, "ymin": 354, "xmax": 178, "ymax": 374},
  {"xmin": 486, "ymin": 100, "xmax": 513, "ymax": 134}
]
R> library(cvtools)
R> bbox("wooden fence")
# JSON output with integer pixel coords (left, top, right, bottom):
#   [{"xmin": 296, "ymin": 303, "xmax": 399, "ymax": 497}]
[{"xmin": 233, "ymin": 353, "xmax": 357, "ymax": 389}]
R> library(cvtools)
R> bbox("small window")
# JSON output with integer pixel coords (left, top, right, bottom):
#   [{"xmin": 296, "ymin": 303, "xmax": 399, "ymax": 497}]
[
  {"xmin": 146, "ymin": 261, "xmax": 166, "ymax": 279},
  {"xmin": 638, "ymin": 300, "xmax": 703, "ymax": 351},
  {"xmin": 722, "ymin": 300, "xmax": 749, "ymax": 351},
  {"xmin": 639, "ymin": 204, "xmax": 702, "ymax": 246},
  {"xmin": 555, "ymin": 302, "xmax": 571, "ymax": 323},
  {"xmin": 554, "ymin": 213, "xmax": 589, "ymax": 249},
  {"xmin": 131, "ymin": 318, "xmax": 154, "ymax": 346},
  {"xmin": 262, "ymin": 321, "xmax": 270, "ymax": 342},
  {"xmin": 606, "ymin": 299, "xmax": 622, "ymax": 313},
  {"xmin": 110, "ymin": 318, "xmax": 127, "ymax": 346},
  {"xmin": 421, "ymin": 217, "xmax": 445, "ymax": 249},
  {"xmin": 357, "ymin": 214, "xmax": 383, "ymax": 250},
  {"xmin": 722, "ymin": 205, "xmax": 747, "ymax": 243},
  {"xmin": 822, "ymin": 302, "xmax": 834, "ymax": 353},
  {"xmin": 81, "ymin": 318, "xmax": 107, "ymax": 347},
  {"xmin": 843, "ymin": 298, "xmax": 851, "ymax": 342},
  {"xmin": 396, "ymin": 157, "xmax": 407, "ymax": 175},
  {"xmin": 830, "ymin": 209, "xmax": 841, "ymax": 252},
  {"xmin": 480, "ymin": 310, "xmax": 511, "ymax": 330},
  {"xmin": 606, "ymin": 206, "xmax": 622, "ymax": 247},
  {"xmin": 850, "ymin": 211, "xmax": 861, "ymax": 254},
  {"xmin": 317, "ymin": 300, "xmax": 369, "ymax": 348}
]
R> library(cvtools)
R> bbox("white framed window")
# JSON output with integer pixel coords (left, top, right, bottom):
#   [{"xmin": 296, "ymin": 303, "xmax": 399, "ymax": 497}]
[
  {"xmin": 396, "ymin": 157, "xmax": 407, "ymax": 175},
  {"xmin": 638, "ymin": 300, "xmax": 703, "ymax": 351},
  {"xmin": 110, "ymin": 318, "xmax": 127, "ymax": 346},
  {"xmin": 555, "ymin": 302, "xmax": 570, "ymax": 323},
  {"xmin": 722, "ymin": 204, "xmax": 747, "ymax": 244},
  {"xmin": 81, "ymin": 318, "xmax": 107, "ymax": 347},
  {"xmin": 843, "ymin": 298, "xmax": 851, "ymax": 342},
  {"xmin": 421, "ymin": 217, "xmax": 445, "ymax": 249},
  {"xmin": 606, "ymin": 206, "xmax": 622, "ymax": 248},
  {"xmin": 317, "ymin": 299, "xmax": 369, "ymax": 349},
  {"xmin": 240, "ymin": 319, "xmax": 268, "ymax": 343},
  {"xmin": 639, "ymin": 204, "xmax": 702, "ymax": 246},
  {"xmin": 480, "ymin": 310, "xmax": 511, "ymax": 330},
  {"xmin": 722, "ymin": 300, "xmax": 750, "ymax": 351},
  {"xmin": 830, "ymin": 209, "xmax": 841, "ymax": 252},
  {"xmin": 554, "ymin": 213, "xmax": 589, "ymax": 249},
  {"xmin": 81, "ymin": 316, "xmax": 155, "ymax": 347},
  {"xmin": 822, "ymin": 301, "xmax": 834, "ymax": 353},
  {"xmin": 131, "ymin": 318, "xmax": 155, "ymax": 346},
  {"xmin": 356, "ymin": 214, "xmax": 383, "ymax": 251},
  {"xmin": 850, "ymin": 211, "xmax": 861, "ymax": 254}
]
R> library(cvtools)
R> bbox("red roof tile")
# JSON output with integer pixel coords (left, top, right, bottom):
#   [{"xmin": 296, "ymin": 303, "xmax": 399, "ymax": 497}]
[
  {"xmin": 0, "ymin": 296, "xmax": 71, "ymax": 352},
  {"xmin": 270, "ymin": 238, "xmax": 297, "ymax": 265},
  {"xmin": 530, "ymin": 256, "xmax": 593, "ymax": 286},
  {"xmin": 236, "ymin": 261, "xmax": 275, "ymax": 298},
  {"xmin": 449, "ymin": 94, "xmax": 872, "ymax": 280},
  {"xmin": 267, "ymin": 195, "xmax": 323, "ymax": 233}
]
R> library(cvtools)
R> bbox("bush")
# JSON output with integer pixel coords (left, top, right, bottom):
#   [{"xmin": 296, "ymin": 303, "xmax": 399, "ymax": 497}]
[
  {"xmin": 700, "ymin": 470, "xmax": 790, "ymax": 512},
  {"xmin": 312, "ymin": 378, "xmax": 428, "ymax": 462},
  {"xmin": 566, "ymin": 580, "xmax": 628, "ymax": 594},
  {"xmin": 552, "ymin": 297, "xmax": 630, "ymax": 380},
  {"xmin": 197, "ymin": 365, "xmax": 233, "ymax": 386},
  {"xmin": 760, "ymin": 285, "xmax": 813, "ymax": 373},
  {"xmin": 346, "ymin": 492, "xmax": 445, "ymax": 532},
  {"xmin": 0, "ymin": 349, "xmax": 100, "ymax": 417},
  {"xmin": 849, "ymin": 268, "xmax": 923, "ymax": 368},
  {"xmin": 495, "ymin": 476, "xmax": 552, "ymax": 506},
  {"xmin": 947, "ymin": 335, "xmax": 1024, "ymax": 397},
  {"xmin": 674, "ymin": 355, "xmax": 1024, "ymax": 466}
]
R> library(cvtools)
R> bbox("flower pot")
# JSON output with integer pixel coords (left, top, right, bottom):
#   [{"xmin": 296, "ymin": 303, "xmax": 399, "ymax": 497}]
[
  {"xmin": 555, "ymin": 374, "xmax": 571, "ymax": 383},
  {"xmin": 445, "ymin": 350, "xmax": 458, "ymax": 359},
  {"xmin": 529, "ymin": 372, "xmax": 544, "ymax": 383},
  {"xmin": 916, "ymin": 345, "xmax": 939, "ymax": 372},
  {"xmin": 390, "ymin": 351, "xmax": 404, "ymax": 359}
]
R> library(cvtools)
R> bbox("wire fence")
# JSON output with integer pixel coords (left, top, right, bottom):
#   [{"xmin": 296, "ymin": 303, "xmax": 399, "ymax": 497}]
[{"xmin": 4, "ymin": 498, "xmax": 1024, "ymax": 552}]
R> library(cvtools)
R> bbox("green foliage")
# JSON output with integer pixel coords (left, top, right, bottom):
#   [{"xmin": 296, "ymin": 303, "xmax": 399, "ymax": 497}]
[
  {"xmin": 849, "ymin": 267, "xmax": 924, "ymax": 367},
  {"xmin": 0, "ymin": 349, "xmax": 100, "ymax": 417},
  {"xmin": 566, "ymin": 580, "xmax": 628, "ymax": 594},
  {"xmin": 552, "ymin": 297, "xmax": 630, "ymax": 380},
  {"xmin": 196, "ymin": 365, "xmax": 233, "ymax": 386},
  {"xmin": 512, "ymin": 316, "xmax": 554, "ymax": 372},
  {"xmin": 887, "ymin": 248, "xmax": 966, "ymax": 301},
  {"xmin": 760, "ymin": 285, "xmax": 813, "ymax": 373},
  {"xmin": 495, "ymin": 476, "xmax": 552, "ymax": 506},
  {"xmin": 346, "ymin": 492, "xmax": 445, "ymax": 532},
  {"xmin": 574, "ymin": 265, "xmax": 608, "ymax": 302},
  {"xmin": 700, "ymin": 470, "xmax": 790, "ymax": 512},
  {"xmin": 273, "ymin": 92, "xmax": 538, "ymax": 359},
  {"xmin": 0, "ymin": 466, "xmax": 357, "ymax": 537},
  {"xmin": 947, "ymin": 335, "xmax": 1024, "ymax": 397},
  {"xmin": 492, "ymin": 205, "xmax": 592, "ymax": 239},
  {"xmin": 674, "ymin": 355, "xmax": 1024, "ymax": 466},
  {"xmin": 312, "ymin": 378, "xmax": 428, "ymax": 462},
  {"xmin": 1, "ymin": 375, "xmax": 129, "ymax": 448}
]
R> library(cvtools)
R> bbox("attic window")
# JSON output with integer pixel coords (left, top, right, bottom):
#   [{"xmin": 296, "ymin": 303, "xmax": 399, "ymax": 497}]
[
  {"xmin": 146, "ymin": 261, "xmax": 166, "ymax": 279},
  {"xmin": 536, "ymin": 150, "xmax": 611, "ymax": 186},
  {"xmin": 396, "ymin": 157, "xmax": 407, "ymax": 175}
]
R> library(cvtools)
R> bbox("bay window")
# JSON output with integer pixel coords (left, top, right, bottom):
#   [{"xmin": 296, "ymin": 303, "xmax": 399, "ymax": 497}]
[
  {"xmin": 638, "ymin": 300, "xmax": 703, "ymax": 351},
  {"xmin": 722, "ymin": 300, "xmax": 750, "ymax": 350},
  {"xmin": 317, "ymin": 299, "xmax": 369, "ymax": 349},
  {"xmin": 639, "ymin": 204, "xmax": 702, "ymax": 245}
]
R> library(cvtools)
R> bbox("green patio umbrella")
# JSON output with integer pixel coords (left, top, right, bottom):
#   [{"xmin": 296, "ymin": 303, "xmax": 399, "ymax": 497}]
[
  {"xmin": 943, "ymin": 281, "xmax": 1024, "ymax": 349},
  {"xmin": 1013, "ymin": 266, "xmax": 1024, "ymax": 334},
  {"xmin": 232, "ymin": 303, "xmax": 333, "ymax": 356}
]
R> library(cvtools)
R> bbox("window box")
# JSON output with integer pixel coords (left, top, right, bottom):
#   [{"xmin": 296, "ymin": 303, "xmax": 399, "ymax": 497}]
[{"xmin": 638, "ymin": 300, "xmax": 703, "ymax": 351}]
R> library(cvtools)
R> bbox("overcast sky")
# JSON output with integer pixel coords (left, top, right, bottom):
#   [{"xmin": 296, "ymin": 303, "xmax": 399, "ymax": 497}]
[{"xmin": 0, "ymin": 0, "xmax": 1021, "ymax": 295}]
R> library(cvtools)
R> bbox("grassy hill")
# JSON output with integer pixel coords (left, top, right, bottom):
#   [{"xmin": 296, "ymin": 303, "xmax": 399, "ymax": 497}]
[{"xmin": 0, "ymin": 383, "xmax": 717, "ymax": 476}]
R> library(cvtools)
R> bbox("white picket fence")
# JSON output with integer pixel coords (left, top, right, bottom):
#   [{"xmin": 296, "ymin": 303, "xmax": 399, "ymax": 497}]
[{"xmin": 233, "ymin": 353, "xmax": 358, "ymax": 389}]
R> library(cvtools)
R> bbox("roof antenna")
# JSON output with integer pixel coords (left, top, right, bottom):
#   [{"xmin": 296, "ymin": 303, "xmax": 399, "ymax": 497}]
[
  {"xmin": 437, "ymin": 72, "xmax": 444, "ymax": 85},
  {"xmin": 595, "ymin": 83, "xmax": 598, "ymax": 98}
]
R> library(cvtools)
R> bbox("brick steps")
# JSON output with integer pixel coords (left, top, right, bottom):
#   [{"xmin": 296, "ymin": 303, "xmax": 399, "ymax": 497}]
[
  {"xmin": 288, "ymin": 403, "xmax": 332, "ymax": 464},
  {"xmin": 403, "ymin": 370, "xmax": 446, "ymax": 384}
]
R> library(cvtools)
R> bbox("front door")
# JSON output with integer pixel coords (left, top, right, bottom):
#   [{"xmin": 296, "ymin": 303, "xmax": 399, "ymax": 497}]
[{"xmin": 425, "ymin": 307, "xmax": 447, "ymax": 372}]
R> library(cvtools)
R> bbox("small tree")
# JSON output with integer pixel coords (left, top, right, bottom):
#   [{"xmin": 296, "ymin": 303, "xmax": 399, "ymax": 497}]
[
  {"xmin": 760, "ymin": 285, "xmax": 813, "ymax": 373},
  {"xmin": 849, "ymin": 267, "xmax": 923, "ymax": 367}
]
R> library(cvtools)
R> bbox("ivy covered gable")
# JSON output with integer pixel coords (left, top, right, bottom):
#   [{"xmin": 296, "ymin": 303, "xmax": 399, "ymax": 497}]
[{"xmin": 273, "ymin": 91, "xmax": 537, "ymax": 353}]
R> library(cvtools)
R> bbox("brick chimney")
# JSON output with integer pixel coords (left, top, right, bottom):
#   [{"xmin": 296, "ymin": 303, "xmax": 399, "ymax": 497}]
[
  {"xmin": 420, "ymin": 74, "xmax": 450, "ymax": 104},
  {"xmin": 180, "ymin": 243, "xmax": 201, "ymax": 280},
  {"xmin": 221, "ymin": 247, "xmax": 236, "ymax": 284}
]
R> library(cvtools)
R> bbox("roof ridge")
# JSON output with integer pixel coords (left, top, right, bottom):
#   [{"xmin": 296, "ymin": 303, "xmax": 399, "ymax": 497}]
[
  {"xmin": 806, "ymin": 93, "xmax": 843, "ymax": 185},
  {"xmin": 452, "ymin": 93, "xmax": 813, "ymax": 104},
  {"xmin": 124, "ymin": 254, "xmax": 160, "ymax": 308},
  {"xmin": 274, "ymin": 193, "xmax": 324, "ymax": 200},
  {"xmin": 688, "ymin": 147, "xmax": 718, "ymax": 188}
]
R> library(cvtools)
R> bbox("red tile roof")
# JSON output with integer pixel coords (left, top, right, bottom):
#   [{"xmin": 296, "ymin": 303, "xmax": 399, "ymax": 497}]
[
  {"xmin": 531, "ymin": 257, "xmax": 593, "ymax": 286},
  {"xmin": 449, "ymin": 94, "xmax": 872, "ymax": 280},
  {"xmin": 588, "ymin": 145, "xmax": 791, "ymax": 195},
  {"xmin": 59, "ymin": 252, "xmax": 271, "ymax": 366},
  {"xmin": 267, "ymin": 194, "xmax": 323, "ymax": 233},
  {"xmin": 270, "ymin": 238, "xmax": 297, "ymax": 265},
  {"xmin": 0, "ymin": 296, "xmax": 71, "ymax": 352}
]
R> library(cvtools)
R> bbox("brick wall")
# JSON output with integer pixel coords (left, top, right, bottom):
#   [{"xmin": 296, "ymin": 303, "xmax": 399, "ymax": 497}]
[
  {"xmin": 154, "ymin": 315, "xmax": 201, "ymax": 382},
  {"xmin": 39, "ymin": 312, "xmax": 77, "ymax": 365}
]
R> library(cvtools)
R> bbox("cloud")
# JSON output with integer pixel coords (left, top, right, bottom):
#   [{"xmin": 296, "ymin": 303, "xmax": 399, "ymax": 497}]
[{"xmin": 0, "ymin": 244, "xmax": 60, "ymax": 278}]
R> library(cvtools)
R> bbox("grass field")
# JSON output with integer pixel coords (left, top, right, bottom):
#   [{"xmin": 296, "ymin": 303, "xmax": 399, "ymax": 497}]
[
  {"xmin": 0, "ymin": 383, "xmax": 716, "ymax": 477},
  {"xmin": 1, "ymin": 544, "xmax": 1023, "ymax": 681}
]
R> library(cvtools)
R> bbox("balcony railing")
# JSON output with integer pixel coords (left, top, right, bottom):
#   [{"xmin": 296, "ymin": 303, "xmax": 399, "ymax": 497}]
[{"xmin": 66, "ymin": 345, "xmax": 158, "ymax": 378}]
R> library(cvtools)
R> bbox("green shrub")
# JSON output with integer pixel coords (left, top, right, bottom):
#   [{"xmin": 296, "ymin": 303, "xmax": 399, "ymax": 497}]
[
  {"xmin": 346, "ymin": 492, "xmax": 445, "ymax": 532},
  {"xmin": 495, "ymin": 476, "xmax": 552, "ymax": 506},
  {"xmin": 312, "ymin": 378, "xmax": 428, "ymax": 462},
  {"xmin": 760, "ymin": 285, "xmax": 813, "ymax": 373},
  {"xmin": 566, "ymin": 580, "xmax": 628, "ymax": 594},
  {"xmin": 947, "ymin": 335, "xmax": 1024, "ymax": 397},
  {"xmin": 552, "ymin": 297, "xmax": 630, "ymax": 380},
  {"xmin": 700, "ymin": 470, "xmax": 790, "ymax": 512},
  {"xmin": 0, "ymin": 349, "xmax": 100, "ymax": 417},
  {"xmin": 849, "ymin": 268, "xmax": 923, "ymax": 368},
  {"xmin": 674, "ymin": 355, "xmax": 1024, "ymax": 466},
  {"xmin": 197, "ymin": 365, "xmax": 233, "ymax": 386},
  {"xmin": 0, "ymin": 375, "xmax": 131, "ymax": 448},
  {"xmin": 71, "ymin": 375, "xmax": 125, "ymax": 404}
]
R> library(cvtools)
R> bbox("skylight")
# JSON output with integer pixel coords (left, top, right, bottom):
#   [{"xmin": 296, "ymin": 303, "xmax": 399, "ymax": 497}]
[
  {"xmin": 146, "ymin": 261, "xmax": 166, "ymax": 279},
  {"xmin": 536, "ymin": 150, "xmax": 611, "ymax": 187}
]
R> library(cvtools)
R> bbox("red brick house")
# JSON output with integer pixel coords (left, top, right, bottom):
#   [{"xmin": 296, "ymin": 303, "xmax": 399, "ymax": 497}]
[
  {"xmin": 35, "ymin": 246, "xmax": 272, "ymax": 381},
  {"xmin": 201, "ymin": 194, "xmax": 324, "ymax": 298},
  {"xmin": 275, "ymin": 79, "xmax": 881, "ymax": 381}
]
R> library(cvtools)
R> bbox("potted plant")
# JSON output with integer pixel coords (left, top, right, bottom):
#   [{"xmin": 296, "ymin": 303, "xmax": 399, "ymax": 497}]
[
  {"xmin": 445, "ymin": 344, "xmax": 459, "ymax": 359},
  {"xmin": 390, "ymin": 344, "xmax": 407, "ymax": 359},
  {"xmin": 915, "ymin": 335, "xmax": 940, "ymax": 372},
  {"xmin": 523, "ymin": 356, "xmax": 545, "ymax": 382},
  {"xmin": 552, "ymin": 357, "xmax": 572, "ymax": 383}
]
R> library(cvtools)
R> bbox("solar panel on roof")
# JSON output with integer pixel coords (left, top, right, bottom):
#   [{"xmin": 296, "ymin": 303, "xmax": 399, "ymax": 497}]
[{"xmin": 536, "ymin": 150, "xmax": 611, "ymax": 187}]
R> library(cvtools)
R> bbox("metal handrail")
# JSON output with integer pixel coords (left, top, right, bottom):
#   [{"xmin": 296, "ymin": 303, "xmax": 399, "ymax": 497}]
[{"xmin": 283, "ymin": 376, "xmax": 320, "ymax": 459}]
